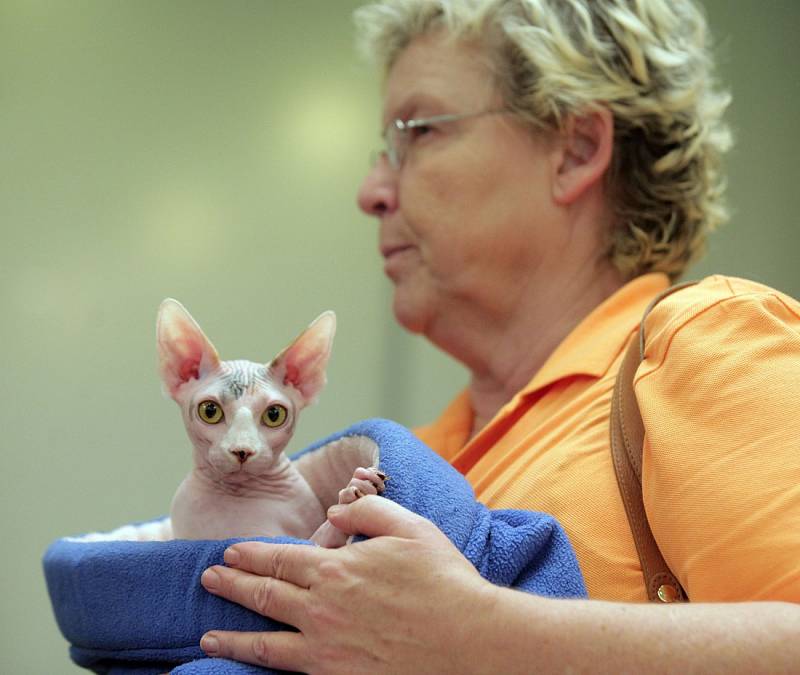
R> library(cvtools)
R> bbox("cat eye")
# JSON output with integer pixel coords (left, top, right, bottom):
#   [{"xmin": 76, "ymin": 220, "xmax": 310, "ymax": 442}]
[
  {"xmin": 262, "ymin": 404, "xmax": 288, "ymax": 428},
  {"xmin": 197, "ymin": 400, "xmax": 224, "ymax": 424}
]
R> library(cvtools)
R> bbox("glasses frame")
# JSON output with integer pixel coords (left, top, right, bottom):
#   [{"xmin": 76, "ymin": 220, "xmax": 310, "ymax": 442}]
[{"xmin": 380, "ymin": 109, "xmax": 507, "ymax": 169}]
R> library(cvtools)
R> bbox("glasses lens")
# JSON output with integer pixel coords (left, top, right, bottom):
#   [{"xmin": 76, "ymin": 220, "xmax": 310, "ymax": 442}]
[
  {"xmin": 390, "ymin": 119, "xmax": 416, "ymax": 169},
  {"xmin": 382, "ymin": 122, "xmax": 395, "ymax": 168}
]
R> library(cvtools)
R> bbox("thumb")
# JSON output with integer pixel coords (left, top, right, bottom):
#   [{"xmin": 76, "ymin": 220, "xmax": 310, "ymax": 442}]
[{"xmin": 326, "ymin": 495, "xmax": 431, "ymax": 539}]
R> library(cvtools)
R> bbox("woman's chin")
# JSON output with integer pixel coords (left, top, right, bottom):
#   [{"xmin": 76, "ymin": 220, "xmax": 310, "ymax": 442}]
[{"xmin": 392, "ymin": 292, "xmax": 431, "ymax": 335}]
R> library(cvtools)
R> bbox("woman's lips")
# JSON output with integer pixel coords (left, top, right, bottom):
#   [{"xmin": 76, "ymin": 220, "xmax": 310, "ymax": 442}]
[
  {"xmin": 380, "ymin": 243, "xmax": 414, "ymax": 278},
  {"xmin": 380, "ymin": 242, "xmax": 412, "ymax": 259}
]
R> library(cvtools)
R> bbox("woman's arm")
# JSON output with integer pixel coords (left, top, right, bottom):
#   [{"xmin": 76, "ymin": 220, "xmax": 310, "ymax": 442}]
[{"xmin": 199, "ymin": 496, "xmax": 800, "ymax": 674}]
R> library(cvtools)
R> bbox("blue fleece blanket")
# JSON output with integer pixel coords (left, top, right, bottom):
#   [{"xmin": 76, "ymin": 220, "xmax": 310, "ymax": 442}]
[{"xmin": 44, "ymin": 418, "xmax": 586, "ymax": 674}]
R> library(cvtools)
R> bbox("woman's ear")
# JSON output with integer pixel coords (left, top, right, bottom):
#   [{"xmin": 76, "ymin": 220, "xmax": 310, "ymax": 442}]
[{"xmin": 551, "ymin": 108, "xmax": 614, "ymax": 206}]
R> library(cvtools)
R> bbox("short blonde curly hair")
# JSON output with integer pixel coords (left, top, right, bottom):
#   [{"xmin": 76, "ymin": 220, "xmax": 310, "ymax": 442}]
[{"xmin": 355, "ymin": 0, "xmax": 732, "ymax": 280}]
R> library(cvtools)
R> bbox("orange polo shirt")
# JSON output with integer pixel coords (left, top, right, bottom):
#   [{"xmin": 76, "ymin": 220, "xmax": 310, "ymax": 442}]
[{"xmin": 416, "ymin": 274, "xmax": 800, "ymax": 602}]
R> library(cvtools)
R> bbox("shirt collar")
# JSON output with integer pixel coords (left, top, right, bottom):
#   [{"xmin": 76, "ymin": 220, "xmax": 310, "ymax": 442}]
[
  {"xmin": 520, "ymin": 272, "xmax": 670, "ymax": 395},
  {"xmin": 415, "ymin": 273, "xmax": 671, "ymax": 460}
]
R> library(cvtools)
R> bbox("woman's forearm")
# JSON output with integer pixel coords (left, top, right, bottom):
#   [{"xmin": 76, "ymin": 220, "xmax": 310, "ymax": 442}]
[
  {"xmin": 201, "ymin": 498, "xmax": 800, "ymax": 673},
  {"xmin": 477, "ymin": 587, "xmax": 800, "ymax": 674}
]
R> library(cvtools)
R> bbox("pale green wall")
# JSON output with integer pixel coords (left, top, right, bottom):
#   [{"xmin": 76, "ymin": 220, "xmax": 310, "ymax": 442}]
[{"xmin": 1, "ymin": 1, "xmax": 797, "ymax": 672}]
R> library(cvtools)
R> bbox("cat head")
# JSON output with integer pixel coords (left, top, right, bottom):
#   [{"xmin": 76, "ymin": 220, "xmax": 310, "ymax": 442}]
[{"xmin": 156, "ymin": 299, "xmax": 335, "ymax": 478}]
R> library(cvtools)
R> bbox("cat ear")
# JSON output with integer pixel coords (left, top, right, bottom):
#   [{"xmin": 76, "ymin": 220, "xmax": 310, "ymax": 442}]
[
  {"xmin": 269, "ymin": 311, "xmax": 336, "ymax": 407},
  {"xmin": 156, "ymin": 299, "xmax": 221, "ymax": 399}
]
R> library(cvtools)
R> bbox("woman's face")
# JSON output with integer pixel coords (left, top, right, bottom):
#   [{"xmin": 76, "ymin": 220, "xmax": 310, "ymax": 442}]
[{"xmin": 357, "ymin": 32, "xmax": 563, "ymax": 340}]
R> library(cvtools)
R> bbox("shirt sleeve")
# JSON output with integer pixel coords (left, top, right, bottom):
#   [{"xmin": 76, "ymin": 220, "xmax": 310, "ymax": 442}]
[{"xmin": 636, "ymin": 279, "xmax": 800, "ymax": 601}]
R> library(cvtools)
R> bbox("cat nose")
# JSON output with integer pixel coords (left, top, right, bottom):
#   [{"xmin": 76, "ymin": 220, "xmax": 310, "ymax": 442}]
[{"xmin": 231, "ymin": 448, "xmax": 255, "ymax": 464}]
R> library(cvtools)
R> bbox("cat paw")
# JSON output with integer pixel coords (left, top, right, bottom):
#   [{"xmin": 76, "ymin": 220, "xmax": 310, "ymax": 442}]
[{"xmin": 338, "ymin": 466, "xmax": 389, "ymax": 504}]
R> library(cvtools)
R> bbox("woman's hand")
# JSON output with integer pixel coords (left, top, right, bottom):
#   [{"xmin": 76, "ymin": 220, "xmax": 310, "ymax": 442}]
[
  {"xmin": 199, "ymin": 494, "xmax": 800, "ymax": 674},
  {"xmin": 199, "ymin": 495, "xmax": 497, "ymax": 674}
]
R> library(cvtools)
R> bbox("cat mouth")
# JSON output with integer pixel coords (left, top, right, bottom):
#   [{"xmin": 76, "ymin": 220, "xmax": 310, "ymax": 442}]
[{"xmin": 207, "ymin": 459, "xmax": 255, "ymax": 478}]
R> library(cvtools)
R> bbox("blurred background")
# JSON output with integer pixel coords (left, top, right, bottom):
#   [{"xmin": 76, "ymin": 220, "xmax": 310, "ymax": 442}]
[{"xmin": 1, "ymin": 0, "xmax": 797, "ymax": 671}]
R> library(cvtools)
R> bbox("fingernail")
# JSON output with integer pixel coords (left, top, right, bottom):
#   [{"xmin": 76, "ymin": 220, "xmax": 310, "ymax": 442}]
[
  {"xmin": 201, "ymin": 568, "xmax": 220, "ymax": 591},
  {"xmin": 200, "ymin": 634, "xmax": 219, "ymax": 655},
  {"xmin": 224, "ymin": 548, "xmax": 240, "ymax": 567},
  {"xmin": 327, "ymin": 504, "xmax": 344, "ymax": 518}
]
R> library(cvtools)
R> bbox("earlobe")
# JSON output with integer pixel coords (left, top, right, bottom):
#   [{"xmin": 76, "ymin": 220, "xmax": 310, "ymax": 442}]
[{"xmin": 552, "ymin": 109, "xmax": 614, "ymax": 206}]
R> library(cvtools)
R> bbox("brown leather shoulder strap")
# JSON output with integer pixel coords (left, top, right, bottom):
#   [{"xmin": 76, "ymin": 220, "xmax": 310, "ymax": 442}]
[{"xmin": 610, "ymin": 281, "xmax": 696, "ymax": 602}]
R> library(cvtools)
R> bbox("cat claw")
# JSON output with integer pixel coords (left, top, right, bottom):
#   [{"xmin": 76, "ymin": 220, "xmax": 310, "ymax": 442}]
[
  {"xmin": 361, "ymin": 466, "xmax": 389, "ymax": 494},
  {"xmin": 337, "ymin": 466, "xmax": 389, "ymax": 505}
]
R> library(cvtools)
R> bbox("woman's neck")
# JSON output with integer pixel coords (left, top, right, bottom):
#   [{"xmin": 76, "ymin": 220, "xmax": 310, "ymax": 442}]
[{"xmin": 458, "ymin": 263, "xmax": 625, "ymax": 439}]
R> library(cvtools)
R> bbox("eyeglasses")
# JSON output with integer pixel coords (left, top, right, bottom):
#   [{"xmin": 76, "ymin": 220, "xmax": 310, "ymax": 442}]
[{"xmin": 378, "ymin": 109, "xmax": 507, "ymax": 169}]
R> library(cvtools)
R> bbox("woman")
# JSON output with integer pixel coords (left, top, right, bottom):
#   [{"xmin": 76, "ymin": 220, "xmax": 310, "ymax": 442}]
[{"xmin": 199, "ymin": 0, "xmax": 800, "ymax": 671}]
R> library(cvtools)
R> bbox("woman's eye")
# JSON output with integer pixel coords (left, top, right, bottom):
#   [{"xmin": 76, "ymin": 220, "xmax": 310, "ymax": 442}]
[
  {"xmin": 198, "ymin": 400, "xmax": 224, "ymax": 424},
  {"xmin": 262, "ymin": 404, "xmax": 288, "ymax": 428},
  {"xmin": 408, "ymin": 124, "xmax": 432, "ymax": 140}
]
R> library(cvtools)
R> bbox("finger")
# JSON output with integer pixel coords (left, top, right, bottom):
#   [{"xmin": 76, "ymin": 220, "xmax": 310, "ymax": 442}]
[
  {"xmin": 326, "ymin": 494, "xmax": 433, "ymax": 539},
  {"xmin": 224, "ymin": 541, "xmax": 325, "ymax": 588},
  {"xmin": 201, "ymin": 629, "xmax": 308, "ymax": 673},
  {"xmin": 201, "ymin": 565, "xmax": 307, "ymax": 628}
]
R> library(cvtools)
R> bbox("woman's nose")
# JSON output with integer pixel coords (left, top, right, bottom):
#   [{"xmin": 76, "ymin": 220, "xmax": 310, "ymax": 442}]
[{"xmin": 357, "ymin": 155, "xmax": 398, "ymax": 216}]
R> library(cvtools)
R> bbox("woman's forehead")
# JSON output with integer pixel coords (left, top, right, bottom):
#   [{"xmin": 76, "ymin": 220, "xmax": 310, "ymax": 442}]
[{"xmin": 382, "ymin": 33, "xmax": 498, "ymax": 121}]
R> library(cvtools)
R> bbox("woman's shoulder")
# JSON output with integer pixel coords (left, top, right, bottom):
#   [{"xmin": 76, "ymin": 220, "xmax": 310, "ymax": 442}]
[
  {"xmin": 641, "ymin": 274, "xmax": 800, "ymax": 364},
  {"xmin": 649, "ymin": 274, "xmax": 799, "ymax": 323},
  {"xmin": 637, "ymin": 276, "xmax": 800, "ymax": 601}
]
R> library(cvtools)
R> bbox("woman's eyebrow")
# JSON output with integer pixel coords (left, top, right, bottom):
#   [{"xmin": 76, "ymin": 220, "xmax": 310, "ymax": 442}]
[{"xmin": 383, "ymin": 92, "xmax": 450, "ymax": 124}]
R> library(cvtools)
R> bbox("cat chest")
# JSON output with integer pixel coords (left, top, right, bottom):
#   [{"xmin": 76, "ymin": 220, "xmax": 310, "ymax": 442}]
[{"xmin": 172, "ymin": 478, "xmax": 325, "ymax": 539}]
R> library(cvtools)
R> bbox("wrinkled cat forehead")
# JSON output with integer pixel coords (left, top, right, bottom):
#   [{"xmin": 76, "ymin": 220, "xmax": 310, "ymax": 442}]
[{"xmin": 218, "ymin": 360, "xmax": 271, "ymax": 400}]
